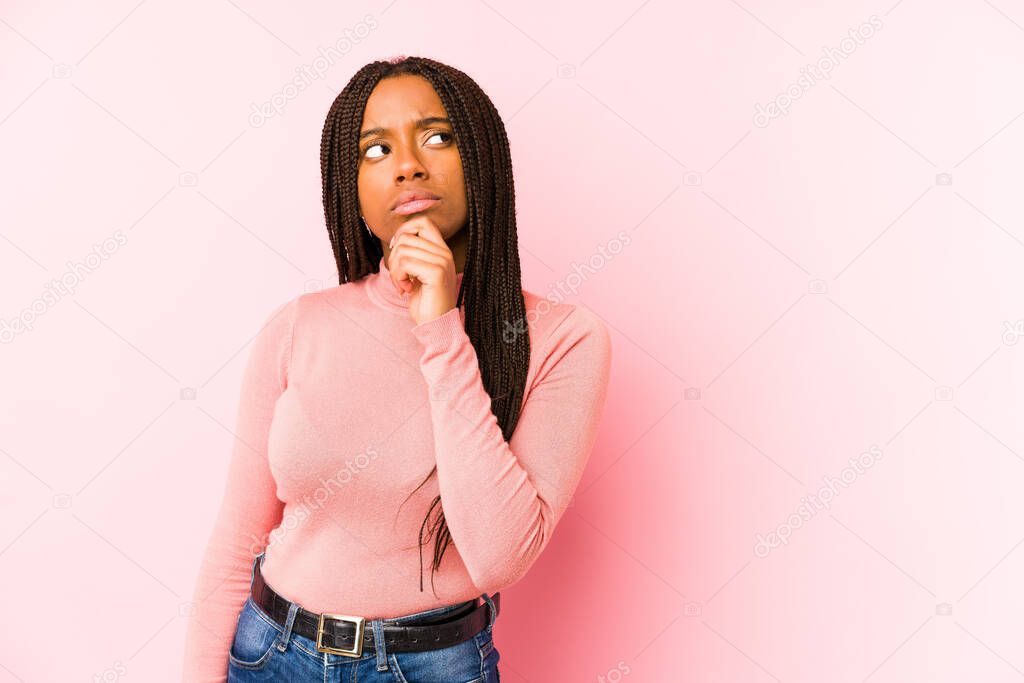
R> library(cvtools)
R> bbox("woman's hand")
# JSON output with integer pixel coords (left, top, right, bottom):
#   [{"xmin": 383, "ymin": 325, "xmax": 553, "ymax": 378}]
[{"xmin": 387, "ymin": 216, "xmax": 458, "ymax": 325}]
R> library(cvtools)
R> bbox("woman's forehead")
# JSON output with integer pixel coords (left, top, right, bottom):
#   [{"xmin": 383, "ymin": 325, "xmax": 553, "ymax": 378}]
[{"xmin": 363, "ymin": 74, "xmax": 447, "ymax": 125}]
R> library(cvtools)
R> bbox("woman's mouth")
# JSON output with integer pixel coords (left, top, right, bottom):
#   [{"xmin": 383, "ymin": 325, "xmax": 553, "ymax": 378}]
[{"xmin": 393, "ymin": 198, "xmax": 441, "ymax": 215}]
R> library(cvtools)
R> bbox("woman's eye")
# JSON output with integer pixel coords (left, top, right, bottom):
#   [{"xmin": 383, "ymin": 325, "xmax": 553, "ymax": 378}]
[
  {"xmin": 363, "ymin": 132, "xmax": 451, "ymax": 159},
  {"xmin": 365, "ymin": 142, "xmax": 389, "ymax": 159}
]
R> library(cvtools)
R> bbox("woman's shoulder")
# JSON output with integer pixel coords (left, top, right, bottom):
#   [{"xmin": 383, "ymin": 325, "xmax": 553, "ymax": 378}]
[
  {"xmin": 517, "ymin": 288, "xmax": 612, "ymax": 395},
  {"xmin": 520, "ymin": 288, "xmax": 611, "ymax": 356},
  {"xmin": 249, "ymin": 285, "xmax": 345, "ymax": 344},
  {"xmin": 275, "ymin": 278, "xmax": 376, "ymax": 325}
]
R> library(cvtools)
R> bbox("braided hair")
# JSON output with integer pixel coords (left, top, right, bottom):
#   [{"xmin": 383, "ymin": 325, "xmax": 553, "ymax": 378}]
[{"xmin": 320, "ymin": 56, "xmax": 530, "ymax": 595}]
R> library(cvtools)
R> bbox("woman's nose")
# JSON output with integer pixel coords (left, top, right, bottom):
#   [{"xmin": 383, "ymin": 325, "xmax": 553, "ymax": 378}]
[{"xmin": 393, "ymin": 144, "xmax": 427, "ymax": 182}]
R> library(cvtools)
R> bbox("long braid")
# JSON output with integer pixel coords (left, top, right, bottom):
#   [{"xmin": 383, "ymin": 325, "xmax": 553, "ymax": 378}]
[{"xmin": 320, "ymin": 56, "xmax": 529, "ymax": 596}]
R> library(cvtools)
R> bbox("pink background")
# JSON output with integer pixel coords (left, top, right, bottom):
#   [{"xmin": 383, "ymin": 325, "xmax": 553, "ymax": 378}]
[{"xmin": 3, "ymin": 1, "xmax": 1024, "ymax": 681}]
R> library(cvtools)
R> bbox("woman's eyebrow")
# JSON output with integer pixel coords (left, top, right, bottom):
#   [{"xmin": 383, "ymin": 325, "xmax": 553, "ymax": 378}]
[{"xmin": 359, "ymin": 116, "xmax": 451, "ymax": 140}]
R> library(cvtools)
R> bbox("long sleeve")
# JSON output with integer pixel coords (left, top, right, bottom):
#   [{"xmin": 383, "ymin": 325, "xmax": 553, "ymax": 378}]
[
  {"xmin": 181, "ymin": 297, "xmax": 295, "ymax": 683},
  {"xmin": 409, "ymin": 303, "xmax": 612, "ymax": 594}
]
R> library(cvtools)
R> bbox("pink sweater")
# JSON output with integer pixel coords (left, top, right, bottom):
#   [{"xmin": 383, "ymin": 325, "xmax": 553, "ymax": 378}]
[{"xmin": 181, "ymin": 255, "xmax": 612, "ymax": 681}]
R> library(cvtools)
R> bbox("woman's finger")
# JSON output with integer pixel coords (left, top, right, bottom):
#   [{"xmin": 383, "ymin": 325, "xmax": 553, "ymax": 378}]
[
  {"xmin": 389, "ymin": 248, "xmax": 447, "ymax": 293},
  {"xmin": 391, "ymin": 232, "xmax": 447, "ymax": 259},
  {"xmin": 392, "ymin": 215, "xmax": 445, "ymax": 249}
]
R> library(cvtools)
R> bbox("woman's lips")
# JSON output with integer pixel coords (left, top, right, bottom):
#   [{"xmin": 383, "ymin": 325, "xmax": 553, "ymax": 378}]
[{"xmin": 393, "ymin": 198, "xmax": 440, "ymax": 215}]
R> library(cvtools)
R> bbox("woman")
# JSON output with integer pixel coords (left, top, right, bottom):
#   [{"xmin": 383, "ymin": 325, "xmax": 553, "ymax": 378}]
[{"xmin": 182, "ymin": 55, "xmax": 612, "ymax": 682}]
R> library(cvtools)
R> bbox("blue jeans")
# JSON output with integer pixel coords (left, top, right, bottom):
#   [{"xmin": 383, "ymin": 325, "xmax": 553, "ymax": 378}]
[{"xmin": 227, "ymin": 553, "xmax": 501, "ymax": 682}]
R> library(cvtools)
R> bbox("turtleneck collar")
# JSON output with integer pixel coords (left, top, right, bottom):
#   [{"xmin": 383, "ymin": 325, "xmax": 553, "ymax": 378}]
[{"xmin": 366, "ymin": 255, "xmax": 466, "ymax": 314}]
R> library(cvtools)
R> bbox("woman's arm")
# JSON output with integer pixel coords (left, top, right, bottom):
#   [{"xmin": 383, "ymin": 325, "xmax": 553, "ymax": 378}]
[
  {"xmin": 410, "ymin": 302, "xmax": 612, "ymax": 594},
  {"xmin": 181, "ymin": 297, "xmax": 294, "ymax": 683}
]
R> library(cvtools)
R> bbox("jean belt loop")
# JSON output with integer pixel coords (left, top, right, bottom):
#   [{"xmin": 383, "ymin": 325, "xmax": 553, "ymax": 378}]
[
  {"xmin": 275, "ymin": 602, "xmax": 300, "ymax": 652},
  {"xmin": 481, "ymin": 593, "xmax": 497, "ymax": 632},
  {"xmin": 249, "ymin": 551, "xmax": 264, "ymax": 590},
  {"xmin": 371, "ymin": 618, "xmax": 389, "ymax": 671}
]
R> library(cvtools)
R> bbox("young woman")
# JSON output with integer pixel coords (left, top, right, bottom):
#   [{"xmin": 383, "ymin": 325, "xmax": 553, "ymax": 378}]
[{"xmin": 181, "ymin": 55, "xmax": 612, "ymax": 682}]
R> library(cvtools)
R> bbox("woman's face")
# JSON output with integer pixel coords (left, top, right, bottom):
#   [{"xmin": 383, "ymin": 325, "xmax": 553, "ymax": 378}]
[{"xmin": 357, "ymin": 74, "xmax": 468, "ymax": 246}]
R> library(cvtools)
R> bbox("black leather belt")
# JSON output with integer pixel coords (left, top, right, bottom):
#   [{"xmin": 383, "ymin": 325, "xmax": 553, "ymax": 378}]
[{"xmin": 250, "ymin": 555, "xmax": 500, "ymax": 658}]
